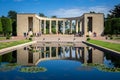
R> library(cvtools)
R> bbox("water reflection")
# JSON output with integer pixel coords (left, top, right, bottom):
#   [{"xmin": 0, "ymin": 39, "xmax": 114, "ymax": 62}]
[
  {"xmin": 1, "ymin": 43, "xmax": 120, "ymax": 80},
  {"xmin": 0, "ymin": 42, "xmax": 120, "ymax": 68},
  {"xmin": 17, "ymin": 46, "xmax": 104, "ymax": 66}
]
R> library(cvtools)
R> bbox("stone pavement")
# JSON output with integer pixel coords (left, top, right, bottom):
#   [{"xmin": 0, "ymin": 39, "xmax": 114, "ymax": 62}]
[
  {"xmin": 0, "ymin": 35, "xmax": 119, "ymax": 44},
  {"xmin": 33, "ymin": 34, "xmax": 86, "ymax": 42}
]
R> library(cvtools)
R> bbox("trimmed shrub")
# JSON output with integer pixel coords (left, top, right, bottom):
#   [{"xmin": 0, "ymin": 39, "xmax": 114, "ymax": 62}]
[
  {"xmin": 87, "ymin": 37, "xmax": 91, "ymax": 41},
  {"xmin": 29, "ymin": 37, "xmax": 32, "ymax": 41},
  {"xmin": 30, "ymin": 35, "xmax": 33, "ymax": 37},
  {"xmin": 110, "ymin": 36, "xmax": 113, "ymax": 39},
  {"xmin": 6, "ymin": 33, "xmax": 11, "ymax": 39}
]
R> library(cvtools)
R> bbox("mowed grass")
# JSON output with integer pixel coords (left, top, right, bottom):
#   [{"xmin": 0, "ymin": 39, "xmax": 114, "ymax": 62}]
[
  {"xmin": 0, "ymin": 37, "xmax": 6, "ymax": 40},
  {"xmin": 0, "ymin": 40, "xmax": 31, "ymax": 49},
  {"xmin": 88, "ymin": 39, "xmax": 120, "ymax": 52}
]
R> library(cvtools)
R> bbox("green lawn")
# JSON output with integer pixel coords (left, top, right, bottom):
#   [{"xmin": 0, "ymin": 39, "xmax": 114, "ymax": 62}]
[
  {"xmin": 87, "ymin": 39, "xmax": 120, "ymax": 52},
  {"xmin": 0, "ymin": 37, "xmax": 6, "ymax": 40},
  {"xmin": 0, "ymin": 40, "xmax": 31, "ymax": 49},
  {"xmin": 114, "ymin": 37, "xmax": 120, "ymax": 40}
]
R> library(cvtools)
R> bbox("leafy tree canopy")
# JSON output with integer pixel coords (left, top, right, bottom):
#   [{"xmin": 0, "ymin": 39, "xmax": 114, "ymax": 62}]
[
  {"xmin": 1, "ymin": 18, "xmax": 12, "ymax": 35},
  {"xmin": 51, "ymin": 16, "xmax": 57, "ymax": 18},
  {"xmin": 90, "ymin": 11, "xmax": 96, "ymax": 13},
  {"xmin": 7, "ymin": 10, "xmax": 17, "ymax": 21},
  {"xmin": 39, "ymin": 13, "xmax": 46, "ymax": 17},
  {"xmin": 108, "ymin": 4, "xmax": 120, "ymax": 18},
  {"xmin": 0, "ymin": 18, "xmax": 2, "ymax": 32}
]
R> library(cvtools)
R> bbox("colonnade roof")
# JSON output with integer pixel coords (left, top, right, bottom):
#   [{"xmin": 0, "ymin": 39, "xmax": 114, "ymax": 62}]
[
  {"xmin": 36, "ymin": 14, "xmax": 84, "ymax": 21},
  {"xmin": 35, "ymin": 14, "xmax": 67, "ymax": 21},
  {"xmin": 18, "ymin": 13, "xmax": 104, "ymax": 21},
  {"xmin": 17, "ymin": 13, "xmax": 84, "ymax": 21},
  {"xmin": 64, "ymin": 16, "xmax": 83, "ymax": 21}
]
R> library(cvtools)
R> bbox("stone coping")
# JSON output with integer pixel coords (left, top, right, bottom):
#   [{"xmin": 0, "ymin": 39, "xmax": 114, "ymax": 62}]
[
  {"xmin": 83, "ymin": 41, "xmax": 120, "ymax": 54},
  {"xmin": 0, "ymin": 41, "xmax": 37, "ymax": 55}
]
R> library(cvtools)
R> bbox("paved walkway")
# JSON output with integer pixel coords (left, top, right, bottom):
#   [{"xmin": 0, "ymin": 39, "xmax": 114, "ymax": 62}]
[
  {"xmin": 0, "ymin": 35, "xmax": 120, "ymax": 44},
  {"xmin": 33, "ymin": 34, "xmax": 86, "ymax": 42}
]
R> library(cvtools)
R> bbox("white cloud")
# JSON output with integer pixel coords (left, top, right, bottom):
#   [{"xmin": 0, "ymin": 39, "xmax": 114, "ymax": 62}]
[
  {"xmin": 49, "ymin": 6, "xmax": 110, "ymax": 18},
  {"xmin": 89, "ymin": 6, "xmax": 109, "ymax": 14}
]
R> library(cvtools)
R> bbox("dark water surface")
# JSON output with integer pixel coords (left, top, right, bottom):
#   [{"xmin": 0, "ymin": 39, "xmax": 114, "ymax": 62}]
[{"xmin": 0, "ymin": 42, "xmax": 120, "ymax": 80}]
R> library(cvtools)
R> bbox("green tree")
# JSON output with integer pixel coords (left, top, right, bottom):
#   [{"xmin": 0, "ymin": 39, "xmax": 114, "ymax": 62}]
[
  {"xmin": 39, "ymin": 13, "xmax": 46, "ymax": 17},
  {"xmin": 2, "ymin": 52, "xmax": 12, "ymax": 62},
  {"xmin": 7, "ymin": 10, "xmax": 17, "ymax": 36},
  {"xmin": 51, "ymin": 16, "xmax": 57, "ymax": 18},
  {"xmin": 7, "ymin": 10, "xmax": 17, "ymax": 21},
  {"xmin": 1, "ymin": 18, "xmax": 12, "ymax": 36},
  {"xmin": 104, "ymin": 18, "xmax": 120, "ymax": 35},
  {"xmin": 105, "ymin": 4, "xmax": 120, "ymax": 35},
  {"xmin": 1, "ymin": 15, "xmax": 6, "ymax": 18},
  {"xmin": 109, "ymin": 4, "xmax": 120, "ymax": 18},
  {"xmin": 12, "ymin": 21, "xmax": 17, "ymax": 36},
  {"xmin": 90, "ymin": 11, "xmax": 96, "ymax": 13},
  {"xmin": 104, "ymin": 19, "xmax": 112, "ymax": 34},
  {"xmin": 111, "ymin": 18, "xmax": 120, "ymax": 35},
  {"xmin": 0, "ymin": 18, "xmax": 3, "ymax": 33}
]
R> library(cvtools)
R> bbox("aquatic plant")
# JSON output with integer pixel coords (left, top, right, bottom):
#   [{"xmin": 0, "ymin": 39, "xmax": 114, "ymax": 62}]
[
  {"xmin": 19, "ymin": 66, "xmax": 47, "ymax": 73},
  {"xmin": 0, "ymin": 63, "xmax": 18, "ymax": 72},
  {"xmin": 82, "ymin": 63, "xmax": 120, "ymax": 72}
]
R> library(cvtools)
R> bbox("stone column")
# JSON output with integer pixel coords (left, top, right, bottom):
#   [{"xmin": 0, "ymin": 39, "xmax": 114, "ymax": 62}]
[
  {"xmin": 56, "ymin": 20, "xmax": 58, "ymax": 34},
  {"xmin": 39, "ymin": 48, "xmax": 41, "ymax": 59},
  {"xmin": 80, "ymin": 21, "xmax": 82, "ymax": 32},
  {"xmin": 70, "ymin": 20, "xmax": 72, "ymax": 33},
  {"xmin": 49, "ymin": 20, "xmax": 52, "ymax": 34},
  {"xmin": 44, "ymin": 20, "xmax": 46, "ymax": 34},
  {"xmin": 62, "ymin": 47, "xmax": 65, "ymax": 58},
  {"xmin": 76, "ymin": 19, "xmax": 78, "ymax": 33},
  {"xmin": 56, "ymin": 47, "xmax": 58, "ymax": 58},
  {"xmin": 70, "ymin": 47, "xmax": 72, "ymax": 58},
  {"xmin": 39, "ymin": 20, "xmax": 42, "ymax": 33},
  {"xmin": 44, "ymin": 47, "xmax": 46, "ymax": 58},
  {"xmin": 49, "ymin": 47, "xmax": 52, "ymax": 58},
  {"xmin": 63, "ymin": 20, "xmax": 65, "ymax": 34},
  {"xmin": 84, "ymin": 18, "xmax": 88, "ymax": 36},
  {"xmin": 84, "ymin": 47, "xmax": 88, "ymax": 63},
  {"xmin": 79, "ymin": 48, "xmax": 82, "ymax": 58},
  {"xmin": 75, "ymin": 48, "xmax": 79, "ymax": 59}
]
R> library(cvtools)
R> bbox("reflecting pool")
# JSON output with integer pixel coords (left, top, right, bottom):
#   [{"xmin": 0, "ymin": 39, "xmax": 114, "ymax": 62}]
[{"xmin": 0, "ymin": 42, "xmax": 120, "ymax": 80}]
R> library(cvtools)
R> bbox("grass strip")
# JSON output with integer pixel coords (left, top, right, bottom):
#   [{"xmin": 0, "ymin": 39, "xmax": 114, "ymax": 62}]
[
  {"xmin": 0, "ymin": 40, "xmax": 31, "ymax": 49},
  {"xmin": 88, "ymin": 39, "xmax": 120, "ymax": 52},
  {"xmin": 0, "ymin": 37, "xmax": 6, "ymax": 40}
]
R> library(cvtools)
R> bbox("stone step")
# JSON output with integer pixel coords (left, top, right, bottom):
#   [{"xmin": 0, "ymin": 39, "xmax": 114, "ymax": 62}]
[{"xmin": 33, "ymin": 35, "xmax": 86, "ymax": 42}]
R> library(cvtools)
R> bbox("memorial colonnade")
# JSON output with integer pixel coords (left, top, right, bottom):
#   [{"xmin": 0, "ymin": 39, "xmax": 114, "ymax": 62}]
[{"xmin": 17, "ymin": 13, "xmax": 104, "ymax": 36}]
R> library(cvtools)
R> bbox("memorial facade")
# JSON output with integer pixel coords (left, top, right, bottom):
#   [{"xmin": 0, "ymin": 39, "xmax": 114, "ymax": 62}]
[{"xmin": 17, "ymin": 13, "xmax": 104, "ymax": 36}]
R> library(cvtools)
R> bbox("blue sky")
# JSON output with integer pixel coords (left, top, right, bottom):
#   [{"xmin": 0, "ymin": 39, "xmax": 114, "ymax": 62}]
[{"xmin": 0, "ymin": 0, "xmax": 120, "ymax": 17}]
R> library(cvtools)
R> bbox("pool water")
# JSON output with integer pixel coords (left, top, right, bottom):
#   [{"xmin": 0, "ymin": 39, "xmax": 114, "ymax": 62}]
[{"xmin": 0, "ymin": 43, "xmax": 120, "ymax": 80}]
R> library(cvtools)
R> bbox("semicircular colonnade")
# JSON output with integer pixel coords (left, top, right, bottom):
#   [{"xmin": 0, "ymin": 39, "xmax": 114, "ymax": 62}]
[{"xmin": 17, "ymin": 13, "xmax": 104, "ymax": 37}]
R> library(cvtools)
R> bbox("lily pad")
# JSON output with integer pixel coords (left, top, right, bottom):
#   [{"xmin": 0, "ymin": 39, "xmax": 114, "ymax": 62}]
[{"xmin": 19, "ymin": 67, "xmax": 47, "ymax": 73}]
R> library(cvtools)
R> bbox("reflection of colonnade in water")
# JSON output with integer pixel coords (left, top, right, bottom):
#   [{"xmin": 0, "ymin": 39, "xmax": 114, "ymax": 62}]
[{"xmin": 17, "ymin": 45, "xmax": 104, "ymax": 66}]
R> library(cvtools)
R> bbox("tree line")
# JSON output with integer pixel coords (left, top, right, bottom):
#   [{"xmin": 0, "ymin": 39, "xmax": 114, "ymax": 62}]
[
  {"xmin": 104, "ymin": 4, "xmax": 120, "ymax": 35},
  {"xmin": 0, "ymin": 10, "xmax": 17, "ymax": 37}
]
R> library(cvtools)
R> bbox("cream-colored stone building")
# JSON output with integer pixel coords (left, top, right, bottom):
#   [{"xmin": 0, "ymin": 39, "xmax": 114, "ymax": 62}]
[{"xmin": 17, "ymin": 13, "xmax": 104, "ymax": 36}]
